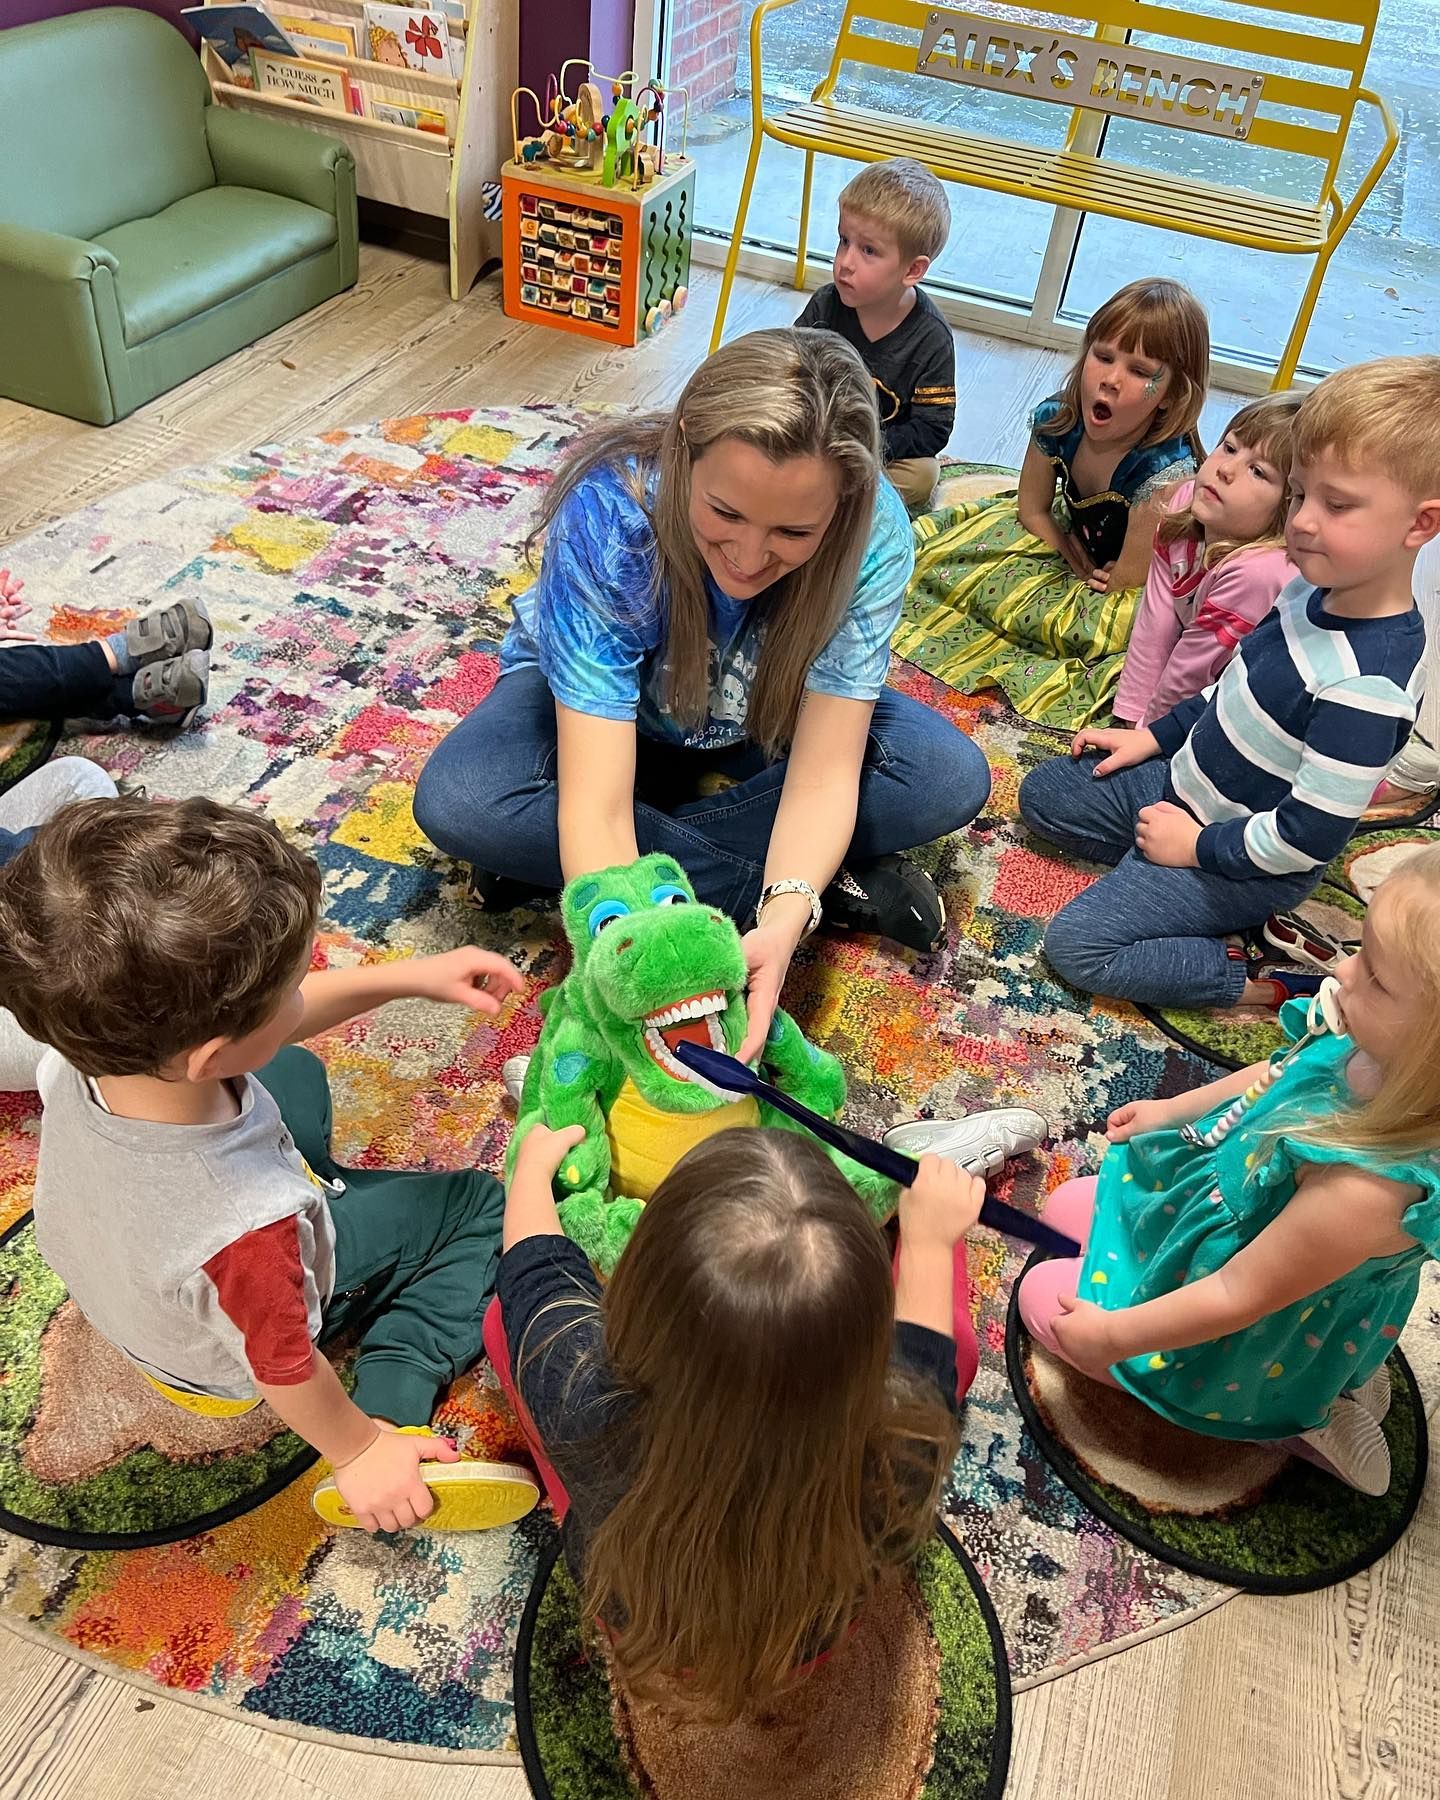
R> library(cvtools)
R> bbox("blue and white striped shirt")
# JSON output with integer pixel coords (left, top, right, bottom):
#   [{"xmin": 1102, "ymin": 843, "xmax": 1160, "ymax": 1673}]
[{"xmin": 1150, "ymin": 579, "xmax": 1426, "ymax": 881}]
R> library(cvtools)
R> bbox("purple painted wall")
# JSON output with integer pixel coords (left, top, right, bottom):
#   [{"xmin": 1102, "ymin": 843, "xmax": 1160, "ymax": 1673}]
[
  {"xmin": 1, "ymin": 0, "xmax": 195, "ymax": 41},
  {"xmin": 520, "ymin": 0, "xmax": 634, "ymax": 107}
]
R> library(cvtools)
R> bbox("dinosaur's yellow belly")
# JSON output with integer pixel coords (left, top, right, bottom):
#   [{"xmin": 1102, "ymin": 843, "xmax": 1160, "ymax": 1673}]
[{"xmin": 605, "ymin": 1078, "xmax": 759, "ymax": 1203}]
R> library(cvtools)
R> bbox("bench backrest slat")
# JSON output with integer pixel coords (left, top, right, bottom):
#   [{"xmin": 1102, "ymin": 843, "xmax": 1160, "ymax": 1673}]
[{"xmin": 823, "ymin": 0, "xmax": 1379, "ymax": 191}]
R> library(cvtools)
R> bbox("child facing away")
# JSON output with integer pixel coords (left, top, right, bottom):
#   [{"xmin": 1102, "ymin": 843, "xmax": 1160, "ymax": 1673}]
[
  {"xmin": 490, "ymin": 1123, "xmax": 984, "ymax": 1722},
  {"xmin": 1016, "ymin": 846, "xmax": 1440, "ymax": 1497},
  {"xmin": 892, "ymin": 278, "xmax": 1209, "ymax": 727},
  {"xmin": 796, "ymin": 158, "xmax": 955, "ymax": 514},
  {"xmin": 1112, "ymin": 391, "xmax": 1302, "ymax": 728},
  {"xmin": 0, "ymin": 794, "xmax": 531, "ymax": 1536},
  {"xmin": 1019, "ymin": 355, "xmax": 1439, "ymax": 1014},
  {"xmin": 0, "ymin": 573, "xmax": 213, "ymax": 729}
]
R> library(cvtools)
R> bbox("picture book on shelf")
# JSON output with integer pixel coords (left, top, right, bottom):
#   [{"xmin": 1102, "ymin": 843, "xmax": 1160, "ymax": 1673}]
[
  {"xmin": 182, "ymin": 4, "xmax": 296, "ymax": 68},
  {"xmin": 362, "ymin": 2, "xmax": 462, "ymax": 76},
  {"xmin": 273, "ymin": 12, "xmax": 360, "ymax": 57},
  {"xmin": 250, "ymin": 48, "xmax": 352, "ymax": 110},
  {"xmin": 370, "ymin": 99, "xmax": 449, "ymax": 135}
]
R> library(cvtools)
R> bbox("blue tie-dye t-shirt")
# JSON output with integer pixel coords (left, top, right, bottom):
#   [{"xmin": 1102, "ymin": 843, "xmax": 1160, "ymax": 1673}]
[{"xmin": 499, "ymin": 462, "xmax": 914, "ymax": 750}]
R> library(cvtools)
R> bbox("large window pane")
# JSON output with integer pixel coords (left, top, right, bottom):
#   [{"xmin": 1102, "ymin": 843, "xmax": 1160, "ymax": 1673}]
[{"xmin": 1059, "ymin": 2, "xmax": 1435, "ymax": 371}]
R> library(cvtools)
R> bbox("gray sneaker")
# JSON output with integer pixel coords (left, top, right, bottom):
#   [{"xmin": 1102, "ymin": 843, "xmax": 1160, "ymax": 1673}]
[
  {"xmin": 132, "ymin": 650, "xmax": 209, "ymax": 728},
  {"xmin": 1344, "ymin": 1363, "xmax": 1394, "ymax": 1423},
  {"xmin": 126, "ymin": 597, "xmax": 212, "ymax": 667},
  {"xmin": 503, "ymin": 1054, "xmax": 531, "ymax": 1106},
  {"xmin": 883, "ymin": 1107, "xmax": 1049, "ymax": 1177}
]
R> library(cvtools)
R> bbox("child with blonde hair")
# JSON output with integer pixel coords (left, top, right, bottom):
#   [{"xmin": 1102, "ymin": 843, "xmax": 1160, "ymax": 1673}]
[
  {"xmin": 797, "ymin": 158, "xmax": 956, "ymax": 513},
  {"xmin": 894, "ymin": 278, "xmax": 1210, "ymax": 725},
  {"xmin": 1113, "ymin": 391, "xmax": 1302, "ymax": 727},
  {"xmin": 490, "ymin": 1123, "xmax": 983, "ymax": 1721},
  {"xmin": 1016, "ymin": 845, "xmax": 1440, "ymax": 1497},
  {"xmin": 1021, "ymin": 354, "xmax": 1438, "ymax": 1012}
]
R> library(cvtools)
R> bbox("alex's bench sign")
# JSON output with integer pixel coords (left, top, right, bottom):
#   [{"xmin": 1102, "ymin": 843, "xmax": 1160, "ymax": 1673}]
[{"xmin": 917, "ymin": 10, "xmax": 1267, "ymax": 140}]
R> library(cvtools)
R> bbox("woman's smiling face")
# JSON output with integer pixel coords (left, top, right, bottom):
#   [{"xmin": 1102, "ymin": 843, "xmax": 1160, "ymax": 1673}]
[{"xmin": 686, "ymin": 437, "xmax": 840, "ymax": 600}]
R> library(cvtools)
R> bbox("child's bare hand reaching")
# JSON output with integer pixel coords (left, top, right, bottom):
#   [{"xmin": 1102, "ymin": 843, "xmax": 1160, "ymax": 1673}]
[
  {"xmin": 335, "ymin": 1421, "xmax": 459, "ymax": 1534},
  {"xmin": 899, "ymin": 1154, "xmax": 985, "ymax": 1253}
]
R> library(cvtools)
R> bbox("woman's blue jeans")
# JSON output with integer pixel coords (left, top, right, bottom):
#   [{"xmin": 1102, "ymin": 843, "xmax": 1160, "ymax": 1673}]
[{"xmin": 414, "ymin": 667, "xmax": 993, "ymax": 920}]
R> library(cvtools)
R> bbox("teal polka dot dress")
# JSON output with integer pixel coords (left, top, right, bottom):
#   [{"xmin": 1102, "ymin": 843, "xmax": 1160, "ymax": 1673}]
[{"xmin": 1081, "ymin": 1000, "xmax": 1440, "ymax": 1439}]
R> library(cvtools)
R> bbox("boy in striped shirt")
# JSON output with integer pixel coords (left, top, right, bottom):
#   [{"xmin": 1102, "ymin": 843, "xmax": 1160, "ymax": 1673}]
[{"xmin": 1017, "ymin": 356, "xmax": 1439, "ymax": 1011}]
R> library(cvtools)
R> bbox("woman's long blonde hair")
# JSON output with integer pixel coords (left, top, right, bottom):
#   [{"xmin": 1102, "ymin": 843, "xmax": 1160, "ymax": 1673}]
[
  {"xmin": 1155, "ymin": 391, "xmax": 1303, "ymax": 569},
  {"xmin": 1047, "ymin": 277, "xmax": 1210, "ymax": 453},
  {"xmin": 527, "ymin": 328, "xmax": 882, "ymax": 758},
  {"xmin": 559, "ymin": 1129, "xmax": 959, "ymax": 1723}
]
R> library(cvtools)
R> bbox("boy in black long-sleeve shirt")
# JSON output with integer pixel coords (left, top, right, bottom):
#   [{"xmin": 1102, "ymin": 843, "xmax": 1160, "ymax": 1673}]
[{"xmin": 797, "ymin": 158, "xmax": 955, "ymax": 513}]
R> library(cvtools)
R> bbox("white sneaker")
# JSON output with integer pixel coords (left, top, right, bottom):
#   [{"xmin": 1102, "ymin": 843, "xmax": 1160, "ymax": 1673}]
[
  {"xmin": 882, "ymin": 1107, "xmax": 1049, "ymax": 1176},
  {"xmin": 502, "ymin": 1054, "xmax": 531, "ymax": 1106},
  {"xmin": 1292, "ymin": 1396, "xmax": 1392, "ymax": 1497},
  {"xmin": 1344, "ymin": 1363, "xmax": 1394, "ymax": 1424}
]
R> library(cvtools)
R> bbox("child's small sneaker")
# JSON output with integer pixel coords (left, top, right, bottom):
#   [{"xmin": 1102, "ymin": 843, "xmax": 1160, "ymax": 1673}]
[
  {"xmin": 126, "ymin": 597, "xmax": 212, "ymax": 667},
  {"xmin": 503, "ymin": 1053, "xmax": 531, "ymax": 1105},
  {"xmin": 883, "ymin": 1107, "xmax": 1049, "ymax": 1176},
  {"xmin": 1344, "ymin": 1362, "xmax": 1394, "ymax": 1424},
  {"xmin": 1252, "ymin": 966, "xmax": 1326, "ymax": 1010},
  {"xmin": 1262, "ymin": 912, "xmax": 1356, "ymax": 974},
  {"xmin": 1290, "ymin": 1396, "xmax": 1391, "ymax": 1497},
  {"xmin": 312, "ymin": 1449, "xmax": 540, "ymax": 1533},
  {"xmin": 132, "ymin": 650, "xmax": 209, "ymax": 727}
]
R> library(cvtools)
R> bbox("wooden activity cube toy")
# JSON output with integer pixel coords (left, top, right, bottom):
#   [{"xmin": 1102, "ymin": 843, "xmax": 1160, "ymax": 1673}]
[{"xmin": 502, "ymin": 156, "xmax": 695, "ymax": 347}]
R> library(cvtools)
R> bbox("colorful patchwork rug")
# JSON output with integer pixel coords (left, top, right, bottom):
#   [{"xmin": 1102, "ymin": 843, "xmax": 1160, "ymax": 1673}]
[{"xmin": 0, "ymin": 409, "xmax": 1434, "ymax": 1762}]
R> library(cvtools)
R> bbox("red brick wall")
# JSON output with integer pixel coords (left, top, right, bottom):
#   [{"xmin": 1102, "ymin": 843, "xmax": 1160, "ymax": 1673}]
[{"xmin": 667, "ymin": 0, "xmax": 740, "ymax": 112}]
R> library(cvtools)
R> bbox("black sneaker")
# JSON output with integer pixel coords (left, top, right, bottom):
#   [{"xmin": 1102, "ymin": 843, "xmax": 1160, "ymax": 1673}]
[
  {"xmin": 823, "ymin": 855, "xmax": 945, "ymax": 953},
  {"xmin": 464, "ymin": 866, "xmax": 556, "ymax": 913}
]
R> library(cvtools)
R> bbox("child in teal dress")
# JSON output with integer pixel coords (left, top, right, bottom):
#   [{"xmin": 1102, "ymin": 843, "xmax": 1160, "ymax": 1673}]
[{"xmin": 1016, "ymin": 844, "xmax": 1440, "ymax": 1496}]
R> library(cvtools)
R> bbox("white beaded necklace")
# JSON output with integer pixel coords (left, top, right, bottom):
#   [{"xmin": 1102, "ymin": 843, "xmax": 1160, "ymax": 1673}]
[{"xmin": 1179, "ymin": 979, "xmax": 1344, "ymax": 1151}]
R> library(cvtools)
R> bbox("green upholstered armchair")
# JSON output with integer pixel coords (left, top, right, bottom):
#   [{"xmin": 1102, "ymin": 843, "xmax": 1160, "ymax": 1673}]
[{"xmin": 0, "ymin": 7, "xmax": 359, "ymax": 426}]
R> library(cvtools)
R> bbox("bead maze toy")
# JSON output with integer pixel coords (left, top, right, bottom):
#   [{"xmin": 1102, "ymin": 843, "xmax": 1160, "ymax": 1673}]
[{"xmin": 503, "ymin": 61, "xmax": 694, "ymax": 347}]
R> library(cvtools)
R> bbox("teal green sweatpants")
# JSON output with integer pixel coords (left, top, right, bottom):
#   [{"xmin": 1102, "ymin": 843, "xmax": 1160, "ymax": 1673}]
[{"xmin": 259, "ymin": 1045, "xmax": 504, "ymax": 1427}]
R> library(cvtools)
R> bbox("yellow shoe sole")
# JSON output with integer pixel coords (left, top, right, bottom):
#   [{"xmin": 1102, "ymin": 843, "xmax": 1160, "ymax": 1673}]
[{"xmin": 312, "ymin": 1459, "xmax": 540, "ymax": 1532}]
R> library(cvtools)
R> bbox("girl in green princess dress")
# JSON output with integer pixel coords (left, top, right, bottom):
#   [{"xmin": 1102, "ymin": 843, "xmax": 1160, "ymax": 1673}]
[{"xmin": 1015, "ymin": 843, "xmax": 1440, "ymax": 1496}]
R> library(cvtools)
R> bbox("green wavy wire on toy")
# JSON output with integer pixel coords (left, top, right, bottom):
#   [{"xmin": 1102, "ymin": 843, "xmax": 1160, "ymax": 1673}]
[{"xmin": 505, "ymin": 854, "xmax": 897, "ymax": 1275}]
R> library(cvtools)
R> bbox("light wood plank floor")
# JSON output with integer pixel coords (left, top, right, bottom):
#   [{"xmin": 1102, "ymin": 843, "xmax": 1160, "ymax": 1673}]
[{"xmin": 0, "ymin": 250, "xmax": 1434, "ymax": 1800}]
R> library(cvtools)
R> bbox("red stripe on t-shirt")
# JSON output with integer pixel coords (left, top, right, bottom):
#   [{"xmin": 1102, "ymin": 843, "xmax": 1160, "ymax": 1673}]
[{"xmin": 203, "ymin": 1216, "xmax": 317, "ymax": 1385}]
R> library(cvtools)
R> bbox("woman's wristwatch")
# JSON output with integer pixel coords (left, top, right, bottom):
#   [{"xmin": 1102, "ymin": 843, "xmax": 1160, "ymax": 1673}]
[{"xmin": 754, "ymin": 878, "xmax": 822, "ymax": 939}]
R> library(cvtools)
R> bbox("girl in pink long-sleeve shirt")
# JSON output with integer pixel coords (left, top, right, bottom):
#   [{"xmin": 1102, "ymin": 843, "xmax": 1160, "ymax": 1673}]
[{"xmin": 1114, "ymin": 393, "xmax": 1302, "ymax": 728}]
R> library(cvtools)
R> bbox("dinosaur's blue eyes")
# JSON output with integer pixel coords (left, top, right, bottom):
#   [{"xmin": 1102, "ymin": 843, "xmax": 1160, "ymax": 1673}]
[
  {"xmin": 588, "ymin": 899, "xmax": 631, "ymax": 936},
  {"xmin": 651, "ymin": 884, "xmax": 689, "ymax": 906}
]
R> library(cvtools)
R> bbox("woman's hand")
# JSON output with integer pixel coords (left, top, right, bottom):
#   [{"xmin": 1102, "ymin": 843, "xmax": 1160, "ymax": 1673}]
[
  {"xmin": 1106, "ymin": 1097, "xmax": 1181, "ymax": 1142},
  {"xmin": 1135, "ymin": 800, "xmax": 1201, "ymax": 868},
  {"xmin": 1069, "ymin": 725, "xmax": 1160, "ymax": 777},
  {"xmin": 737, "ymin": 920, "xmax": 800, "ymax": 1065},
  {"xmin": 1051, "ymin": 1294, "xmax": 1121, "ymax": 1381},
  {"xmin": 1086, "ymin": 561, "xmax": 1116, "ymax": 594},
  {"xmin": 404, "ymin": 947, "xmax": 525, "ymax": 1015}
]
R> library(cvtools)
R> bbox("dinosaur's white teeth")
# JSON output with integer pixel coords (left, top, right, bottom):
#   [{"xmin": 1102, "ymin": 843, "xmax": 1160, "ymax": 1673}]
[{"xmin": 643, "ymin": 991, "xmax": 727, "ymax": 1028}]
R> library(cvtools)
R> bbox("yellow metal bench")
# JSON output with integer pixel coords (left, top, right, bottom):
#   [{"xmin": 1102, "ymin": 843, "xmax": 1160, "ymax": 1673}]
[{"xmin": 710, "ymin": 0, "xmax": 1397, "ymax": 384}]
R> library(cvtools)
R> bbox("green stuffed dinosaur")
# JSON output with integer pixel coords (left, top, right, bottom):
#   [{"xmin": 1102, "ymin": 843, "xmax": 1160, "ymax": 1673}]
[{"xmin": 506, "ymin": 854, "xmax": 897, "ymax": 1274}]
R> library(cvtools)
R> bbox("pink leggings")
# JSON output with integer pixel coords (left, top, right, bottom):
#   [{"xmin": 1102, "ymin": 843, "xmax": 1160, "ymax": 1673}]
[
  {"xmin": 482, "ymin": 1239, "xmax": 981, "ymax": 1516},
  {"xmin": 1015, "ymin": 1176, "xmax": 1122, "ymax": 1389}
]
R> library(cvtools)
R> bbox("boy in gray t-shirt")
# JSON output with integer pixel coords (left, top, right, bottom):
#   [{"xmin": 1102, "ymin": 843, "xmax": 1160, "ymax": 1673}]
[{"xmin": 0, "ymin": 794, "xmax": 531, "ymax": 1536}]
